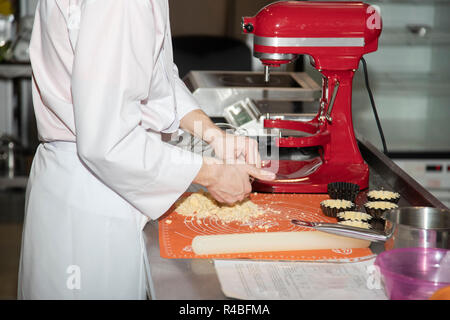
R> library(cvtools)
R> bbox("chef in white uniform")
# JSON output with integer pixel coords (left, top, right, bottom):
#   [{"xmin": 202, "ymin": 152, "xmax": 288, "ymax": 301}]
[{"xmin": 18, "ymin": 0, "xmax": 275, "ymax": 300}]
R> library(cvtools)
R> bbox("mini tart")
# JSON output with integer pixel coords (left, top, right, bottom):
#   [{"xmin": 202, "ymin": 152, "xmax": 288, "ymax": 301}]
[
  {"xmin": 367, "ymin": 190, "xmax": 400, "ymax": 204},
  {"xmin": 364, "ymin": 201, "xmax": 398, "ymax": 219},
  {"xmin": 338, "ymin": 220, "xmax": 371, "ymax": 229},
  {"xmin": 320, "ymin": 199, "xmax": 355, "ymax": 218},
  {"xmin": 327, "ymin": 182, "xmax": 360, "ymax": 202},
  {"xmin": 337, "ymin": 211, "xmax": 372, "ymax": 222}
]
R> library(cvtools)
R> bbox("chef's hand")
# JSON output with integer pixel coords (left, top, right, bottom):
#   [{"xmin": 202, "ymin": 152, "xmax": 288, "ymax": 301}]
[
  {"xmin": 193, "ymin": 157, "xmax": 275, "ymax": 205},
  {"xmin": 209, "ymin": 131, "xmax": 261, "ymax": 167},
  {"xmin": 179, "ymin": 110, "xmax": 261, "ymax": 166},
  {"xmin": 180, "ymin": 109, "xmax": 261, "ymax": 167}
]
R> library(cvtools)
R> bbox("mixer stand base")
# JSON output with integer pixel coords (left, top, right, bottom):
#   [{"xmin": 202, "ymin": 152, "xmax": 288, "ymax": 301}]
[{"xmin": 252, "ymin": 161, "xmax": 369, "ymax": 193}]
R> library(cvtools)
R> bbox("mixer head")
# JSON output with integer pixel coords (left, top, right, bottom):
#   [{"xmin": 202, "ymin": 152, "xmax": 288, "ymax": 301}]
[
  {"xmin": 241, "ymin": 1, "xmax": 383, "ymax": 193},
  {"xmin": 242, "ymin": 1, "xmax": 382, "ymax": 76}
]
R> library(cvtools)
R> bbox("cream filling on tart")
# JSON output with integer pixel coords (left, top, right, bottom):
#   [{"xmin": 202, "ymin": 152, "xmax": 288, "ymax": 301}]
[
  {"xmin": 368, "ymin": 190, "xmax": 400, "ymax": 200},
  {"xmin": 337, "ymin": 211, "xmax": 372, "ymax": 221},
  {"xmin": 321, "ymin": 199, "xmax": 353, "ymax": 208},
  {"xmin": 365, "ymin": 201, "xmax": 398, "ymax": 210}
]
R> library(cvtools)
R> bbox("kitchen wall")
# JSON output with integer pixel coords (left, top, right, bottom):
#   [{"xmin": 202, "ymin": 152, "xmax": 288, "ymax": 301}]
[
  {"xmin": 169, "ymin": 0, "xmax": 272, "ymax": 40},
  {"xmin": 169, "ymin": 0, "xmax": 282, "ymax": 72}
]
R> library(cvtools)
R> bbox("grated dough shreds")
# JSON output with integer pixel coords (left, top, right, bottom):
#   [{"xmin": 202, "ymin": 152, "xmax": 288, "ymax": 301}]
[{"xmin": 174, "ymin": 191, "xmax": 265, "ymax": 223}]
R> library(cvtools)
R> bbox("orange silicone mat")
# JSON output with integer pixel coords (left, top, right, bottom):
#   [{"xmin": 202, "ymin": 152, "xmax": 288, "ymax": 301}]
[{"xmin": 159, "ymin": 193, "xmax": 373, "ymax": 261}]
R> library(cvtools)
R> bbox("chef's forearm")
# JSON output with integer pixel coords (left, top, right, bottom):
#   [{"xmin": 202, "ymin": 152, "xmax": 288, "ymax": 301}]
[{"xmin": 179, "ymin": 109, "xmax": 224, "ymax": 144}]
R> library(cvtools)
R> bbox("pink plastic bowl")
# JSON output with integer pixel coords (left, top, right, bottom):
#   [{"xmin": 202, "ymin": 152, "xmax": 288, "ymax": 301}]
[{"xmin": 374, "ymin": 248, "xmax": 450, "ymax": 300}]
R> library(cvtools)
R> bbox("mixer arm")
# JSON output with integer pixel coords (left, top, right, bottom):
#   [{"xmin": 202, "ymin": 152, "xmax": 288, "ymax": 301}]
[
  {"xmin": 277, "ymin": 130, "xmax": 330, "ymax": 148},
  {"xmin": 321, "ymin": 79, "xmax": 340, "ymax": 123},
  {"xmin": 264, "ymin": 119, "xmax": 319, "ymax": 135}
]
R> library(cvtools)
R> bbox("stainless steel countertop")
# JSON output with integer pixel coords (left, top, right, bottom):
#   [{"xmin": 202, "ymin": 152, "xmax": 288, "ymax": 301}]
[
  {"xmin": 144, "ymin": 220, "xmax": 227, "ymax": 300},
  {"xmin": 143, "ymin": 137, "xmax": 446, "ymax": 300}
]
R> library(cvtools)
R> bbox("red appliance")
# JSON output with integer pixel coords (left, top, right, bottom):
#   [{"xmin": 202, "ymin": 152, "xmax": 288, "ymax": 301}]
[{"xmin": 242, "ymin": 1, "xmax": 382, "ymax": 193}]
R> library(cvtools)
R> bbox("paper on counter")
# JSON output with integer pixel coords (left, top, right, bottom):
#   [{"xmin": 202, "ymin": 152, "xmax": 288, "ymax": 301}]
[{"xmin": 214, "ymin": 259, "xmax": 387, "ymax": 300}]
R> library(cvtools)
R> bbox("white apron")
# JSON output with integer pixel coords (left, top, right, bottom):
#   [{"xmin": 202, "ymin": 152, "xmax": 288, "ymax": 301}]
[
  {"xmin": 18, "ymin": 141, "xmax": 150, "ymax": 299},
  {"xmin": 18, "ymin": 1, "xmax": 203, "ymax": 299}
]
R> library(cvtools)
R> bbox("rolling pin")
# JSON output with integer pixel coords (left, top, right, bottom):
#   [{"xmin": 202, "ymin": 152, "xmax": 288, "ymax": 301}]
[{"xmin": 192, "ymin": 231, "xmax": 371, "ymax": 255}]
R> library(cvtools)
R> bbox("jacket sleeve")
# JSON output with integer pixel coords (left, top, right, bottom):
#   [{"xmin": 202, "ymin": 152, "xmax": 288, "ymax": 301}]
[
  {"xmin": 172, "ymin": 63, "xmax": 201, "ymax": 119},
  {"xmin": 71, "ymin": 0, "xmax": 202, "ymax": 220}
]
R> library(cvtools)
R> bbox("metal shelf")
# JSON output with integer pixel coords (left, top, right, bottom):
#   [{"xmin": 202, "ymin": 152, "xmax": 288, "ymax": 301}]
[
  {"xmin": 354, "ymin": 71, "xmax": 450, "ymax": 96},
  {"xmin": 380, "ymin": 27, "xmax": 450, "ymax": 47},
  {"xmin": 0, "ymin": 62, "xmax": 32, "ymax": 79},
  {"xmin": 355, "ymin": 118, "xmax": 450, "ymax": 154},
  {"xmin": 0, "ymin": 176, "xmax": 28, "ymax": 190}
]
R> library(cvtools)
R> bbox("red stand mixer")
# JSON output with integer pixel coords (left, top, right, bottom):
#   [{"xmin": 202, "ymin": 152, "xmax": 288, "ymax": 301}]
[{"xmin": 242, "ymin": 1, "xmax": 382, "ymax": 193}]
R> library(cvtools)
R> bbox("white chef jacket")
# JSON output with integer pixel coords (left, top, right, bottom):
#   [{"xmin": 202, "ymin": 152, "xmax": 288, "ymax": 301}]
[
  {"xmin": 18, "ymin": 0, "xmax": 204, "ymax": 299},
  {"xmin": 30, "ymin": 0, "xmax": 203, "ymax": 218}
]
